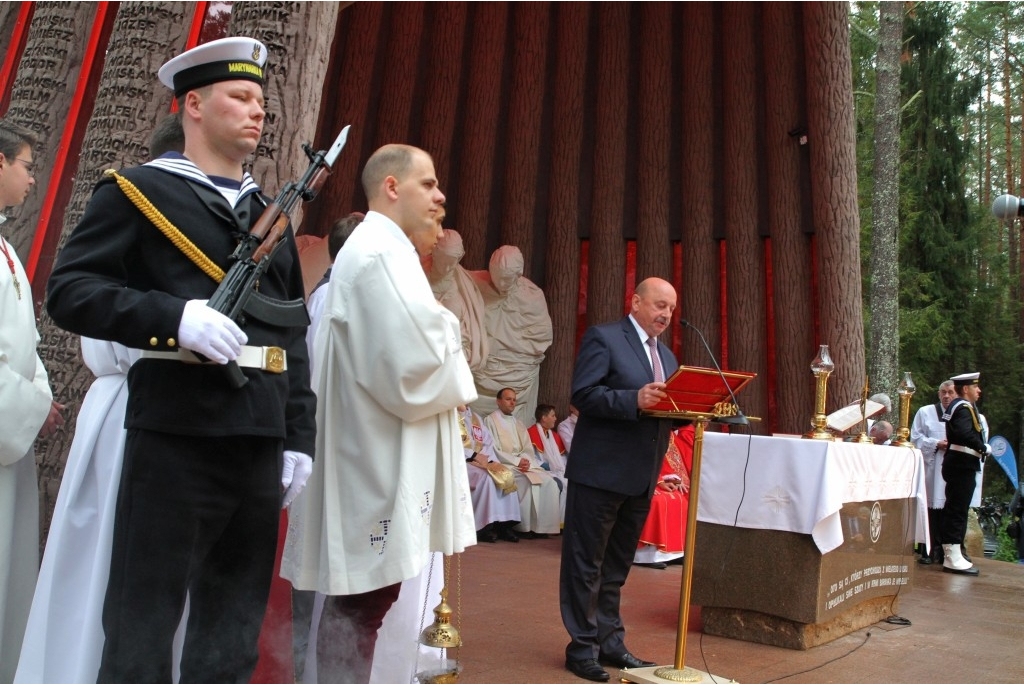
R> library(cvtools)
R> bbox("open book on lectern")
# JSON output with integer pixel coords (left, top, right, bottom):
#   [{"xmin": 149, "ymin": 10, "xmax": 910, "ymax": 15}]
[{"xmin": 643, "ymin": 365, "xmax": 756, "ymax": 419}]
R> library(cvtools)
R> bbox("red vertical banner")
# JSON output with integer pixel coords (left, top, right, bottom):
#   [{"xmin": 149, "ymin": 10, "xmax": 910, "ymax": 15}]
[
  {"xmin": 624, "ymin": 239, "xmax": 636, "ymax": 314},
  {"xmin": 764, "ymin": 237, "xmax": 777, "ymax": 433},
  {"xmin": 719, "ymin": 240, "xmax": 728, "ymax": 369},
  {"xmin": 576, "ymin": 239, "xmax": 589, "ymax": 355},
  {"xmin": 0, "ymin": 2, "xmax": 33, "ymax": 114},
  {"xmin": 672, "ymin": 241, "xmax": 683, "ymax": 359}
]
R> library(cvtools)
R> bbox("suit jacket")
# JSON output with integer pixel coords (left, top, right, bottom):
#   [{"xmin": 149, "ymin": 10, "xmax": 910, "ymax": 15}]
[
  {"xmin": 47, "ymin": 163, "xmax": 315, "ymax": 453},
  {"xmin": 564, "ymin": 316, "xmax": 678, "ymax": 497}
]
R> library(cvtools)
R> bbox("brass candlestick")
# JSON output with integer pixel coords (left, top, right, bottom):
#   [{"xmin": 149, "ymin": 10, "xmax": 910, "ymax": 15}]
[
  {"xmin": 804, "ymin": 344, "xmax": 835, "ymax": 440},
  {"xmin": 890, "ymin": 371, "xmax": 916, "ymax": 447}
]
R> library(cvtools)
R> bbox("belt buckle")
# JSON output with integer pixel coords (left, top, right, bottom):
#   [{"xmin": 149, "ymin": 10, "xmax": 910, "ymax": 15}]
[{"xmin": 262, "ymin": 346, "xmax": 286, "ymax": 373}]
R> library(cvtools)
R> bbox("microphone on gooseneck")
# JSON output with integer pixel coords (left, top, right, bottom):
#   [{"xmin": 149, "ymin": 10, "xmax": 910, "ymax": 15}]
[{"xmin": 680, "ymin": 318, "xmax": 749, "ymax": 426}]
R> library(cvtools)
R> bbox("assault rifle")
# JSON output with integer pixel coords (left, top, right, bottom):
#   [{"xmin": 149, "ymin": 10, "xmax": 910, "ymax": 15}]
[{"xmin": 206, "ymin": 124, "xmax": 351, "ymax": 388}]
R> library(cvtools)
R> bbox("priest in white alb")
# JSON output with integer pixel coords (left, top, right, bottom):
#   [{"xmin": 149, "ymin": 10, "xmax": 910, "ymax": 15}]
[
  {"xmin": 485, "ymin": 387, "xmax": 562, "ymax": 537},
  {"xmin": 281, "ymin": 144, "xmax": 477, "ymax": 684}
]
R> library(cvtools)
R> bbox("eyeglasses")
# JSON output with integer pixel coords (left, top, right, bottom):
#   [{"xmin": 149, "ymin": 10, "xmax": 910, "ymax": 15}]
[{"xmin": 14, "ymin": 158, "xmax": 36, "ymax": 176}]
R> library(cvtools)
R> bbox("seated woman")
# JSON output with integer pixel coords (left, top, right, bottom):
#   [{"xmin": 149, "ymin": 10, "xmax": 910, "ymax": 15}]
[{"xmin": 634, "ymin": 424, "xmax": 695, "ymax": 569}]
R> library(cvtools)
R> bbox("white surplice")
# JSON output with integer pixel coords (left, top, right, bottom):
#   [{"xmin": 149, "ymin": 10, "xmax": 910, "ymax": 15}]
[
  {"xmin": 281, "ymin": 211, "xmax": 477, "ymax": 597},
  {"xmin": 14, "ymin": 340, "xmax": 135, "ymax": 683},
  {"xmin": 0, "ymin": 234, "xmax": 53, "ymax": 683}
]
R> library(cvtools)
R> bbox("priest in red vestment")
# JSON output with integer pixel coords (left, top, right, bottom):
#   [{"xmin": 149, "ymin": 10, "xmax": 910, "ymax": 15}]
[{"xmin": 634, "ymin": 425, "xmax": 694, "ymax": 569}]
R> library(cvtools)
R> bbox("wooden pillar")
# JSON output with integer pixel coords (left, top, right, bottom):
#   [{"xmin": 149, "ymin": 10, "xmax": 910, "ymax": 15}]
[
  {"xmin": 721, "ymin": 2, "xmax": 768, "ymax": 429},
  {"xmin": 499, "ymin": 3, "xmax": 549, "ymax": 274},
  {"xmin": 679, "ymin": 3, "xmax": 720, "ymax": 365},
  {"xmin": 585, "ymin": 2, "xmax": 630, "ymax": 325},
  {"xmin": 635, "ymin": 2, "xmax": 674, "ymax": 287},
  {"xmin": 538, "ymin": 2, "xmax": 589, "ymax": 418},
  {"xmin": 456, "ymin": 2, "xmax": 509, "ymax": 270},
  {"xmin": 418, "ymin": 2, "xmax": 469, "ymax": 213},
  {"xmin": 763, "ymin": 1, "xmax": 815, "ymax": 434}
]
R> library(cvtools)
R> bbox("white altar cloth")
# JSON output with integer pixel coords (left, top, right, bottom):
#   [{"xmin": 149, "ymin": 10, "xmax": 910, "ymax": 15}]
[{"xmin": 696, "ymin": 432, "xmax": 928, "ymax": 554}]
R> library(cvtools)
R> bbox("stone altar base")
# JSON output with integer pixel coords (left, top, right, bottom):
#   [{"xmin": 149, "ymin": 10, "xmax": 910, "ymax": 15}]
[{"xmin": 701, "ymin": 595, "xmax": 898, "ymax": 650}]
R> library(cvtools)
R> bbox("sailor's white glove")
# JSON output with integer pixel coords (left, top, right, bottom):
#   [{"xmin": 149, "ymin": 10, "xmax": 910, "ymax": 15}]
[
  {"xmin": 282, "ymin": 450, "xmax": 313, "ymax": 508},
  {"xmin": 177, "ymin": 299, "xmax": 247, "ymax": 364}
]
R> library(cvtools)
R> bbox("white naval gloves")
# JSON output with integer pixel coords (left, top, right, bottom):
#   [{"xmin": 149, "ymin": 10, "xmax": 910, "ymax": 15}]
[
  {"xmin": 281, "ymin": 450, "xmax": 313, "ymax": 508},
  {"xmin": 177, "ymin": 299, "xmax": 247, "ymax": 364}
]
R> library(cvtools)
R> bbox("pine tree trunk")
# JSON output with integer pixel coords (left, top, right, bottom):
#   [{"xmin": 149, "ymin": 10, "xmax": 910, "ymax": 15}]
[
  {"xmin": 804, "ymin": 1, "xmax": 866, "ymax": 411},
  {"xmin": 869, "ymin": 1, "xmax": 903, "ymax": 404}
]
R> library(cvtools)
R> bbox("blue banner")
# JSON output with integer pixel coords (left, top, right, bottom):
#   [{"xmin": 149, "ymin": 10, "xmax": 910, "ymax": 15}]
[{"xmin": 989, "ymin": 435, "xmax": 1019, "ymax": 488}]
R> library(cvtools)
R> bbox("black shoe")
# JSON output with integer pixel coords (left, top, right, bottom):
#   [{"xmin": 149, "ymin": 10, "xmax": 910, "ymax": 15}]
[
  {"xmin": 523, "ymin": 531, "xmax": 551, "ymax": 539},
  {"xmin": 495, "ymin": 526, "xmax": 520, "ymax": 543},
  {"xmin": 599, "ymin": 651, "xmax": 656, "ymax": 670},
  {"xmin": 917, "ymin": 554, "xmax": 934, "ymax": 565},
  {"xmin": 943, "ymin": 565, "xmax": 980, "ymax": 576},
  {"xmin": 633, "ymin": 561, "xmax": 667, "ymax": 570},
  {"xmin": 477, "ymin": 528, "xmax": 497, "ymax": 543},
  {"xmin": 565, "ymin": 658, "xmax": 610, "ymax": 682}
]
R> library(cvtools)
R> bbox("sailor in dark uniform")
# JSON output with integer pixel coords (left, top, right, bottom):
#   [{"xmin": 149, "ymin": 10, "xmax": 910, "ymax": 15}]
[
  {"xmin": 938, "ymin": 372, "xmax": 988, "ymax": 576},
  {"xmin": 46, "ymin": 37, "xmax": 316, "ymax": 682}
]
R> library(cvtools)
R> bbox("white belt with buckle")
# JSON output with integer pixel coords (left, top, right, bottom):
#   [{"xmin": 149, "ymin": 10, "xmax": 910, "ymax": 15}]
[
  {"xmin": 141, "ymin": 346, "xmax": 287, "ymax": 373},
  {"xmin": 948, "ymin": 444, "xmax": 982, "ymax": 458}
]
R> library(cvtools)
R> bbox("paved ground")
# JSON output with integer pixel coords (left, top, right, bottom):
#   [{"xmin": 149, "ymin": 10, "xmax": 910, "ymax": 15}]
[{"xmin": 446, "ymin": 535, "xmax": 1024, "ymax": 684}]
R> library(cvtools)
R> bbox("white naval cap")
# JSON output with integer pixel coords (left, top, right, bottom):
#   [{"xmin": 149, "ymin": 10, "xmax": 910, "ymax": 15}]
[
  {"xmin": 950, "ymin": 372, "xmax": 980, "ymax": 387},
  {"xmin": 158, "ymin": 37, "xmax": 267, "ymax": 98}
]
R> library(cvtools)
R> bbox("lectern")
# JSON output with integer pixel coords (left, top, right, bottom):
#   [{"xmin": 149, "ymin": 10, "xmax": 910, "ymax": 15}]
[{"xmin": 621, "ymin": 365, "xmax": 756, "ymax": 684}]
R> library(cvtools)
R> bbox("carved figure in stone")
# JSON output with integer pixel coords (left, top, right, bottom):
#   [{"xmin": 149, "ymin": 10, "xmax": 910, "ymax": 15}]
[{"xmin": 468, "ymin": 245, "xmax": 553, "ymax": 424}]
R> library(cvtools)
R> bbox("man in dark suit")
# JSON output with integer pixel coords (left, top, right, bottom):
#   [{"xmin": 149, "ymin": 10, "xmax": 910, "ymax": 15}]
[
  {"xmin": 46, "ymin": 38, "xmax": 315, "ymax": 682},
  {"xmin": 560, "ymin": 277, "xmax": 678, "ymax": 682}
]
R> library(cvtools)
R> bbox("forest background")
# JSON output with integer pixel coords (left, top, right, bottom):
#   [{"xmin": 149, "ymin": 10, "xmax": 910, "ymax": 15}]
[{"xmin": 855, "ymin": 1, "xmax": 1024, "ymax": 503}]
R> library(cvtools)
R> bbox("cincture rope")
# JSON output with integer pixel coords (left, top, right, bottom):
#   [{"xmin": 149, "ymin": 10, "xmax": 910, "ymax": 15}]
[{"xmin": 104, "ymin": 169, "xmax": 225, "ymax": 283}]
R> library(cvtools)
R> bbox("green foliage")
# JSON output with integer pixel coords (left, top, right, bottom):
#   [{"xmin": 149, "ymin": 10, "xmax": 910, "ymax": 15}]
[{"xmin": 993, "ymin": 517, "xmax": 1022, "ymax": 562}]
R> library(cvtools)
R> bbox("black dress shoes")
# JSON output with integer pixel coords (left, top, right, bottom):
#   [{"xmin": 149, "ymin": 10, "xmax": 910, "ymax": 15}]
[
  {"xmin": 917, "ymin": 554, "xmax": 933, "ymax": 565},
  {"xmin": 495, "ymin": 525, "xmax": 519, "ymax": 542},
  {"xmin": 599, "ymin": 651, "xmax": 657, "ymax": 670},
  {"xmin": 476, "ymin": 524, "xmax": 497, "ymax": 543},
  {"xmin": 565, "ymin": 658, "xmax": 610, "ymax": 682}
]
